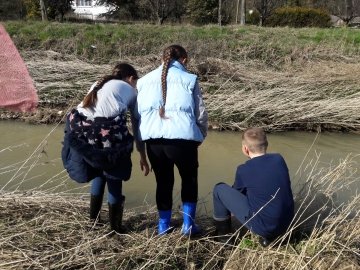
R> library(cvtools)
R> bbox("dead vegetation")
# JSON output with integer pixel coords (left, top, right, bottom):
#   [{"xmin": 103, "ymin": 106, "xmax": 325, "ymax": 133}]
[
  {"xmin": 203, "ymin": 58, "xmax": 360, "ymax": 131},
  {"xmin": 2, "ymin": 23, "xmax": 360, "ymax": 131},
  {"xmin": 1, "ymin": 24, "xmax": 359, "ymax": 269},
  {"xmin": 1, "ymin": 48, "xmax": 359, "ymax": 132},
  {"xmin": 0, "ymin": 152, "xmax": 359, "ymax": 269}
]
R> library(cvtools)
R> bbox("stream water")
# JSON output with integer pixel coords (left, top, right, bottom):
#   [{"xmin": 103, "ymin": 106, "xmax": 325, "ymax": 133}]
[{"xmin": 0, "ymin": 121, "xmax": 359, "ymax": 210}]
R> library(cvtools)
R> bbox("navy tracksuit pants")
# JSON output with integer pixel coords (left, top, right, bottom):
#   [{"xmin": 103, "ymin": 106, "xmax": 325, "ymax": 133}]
[{"xmin": 213, "ymin": 182, "xmax": 251, "ymax": 225}]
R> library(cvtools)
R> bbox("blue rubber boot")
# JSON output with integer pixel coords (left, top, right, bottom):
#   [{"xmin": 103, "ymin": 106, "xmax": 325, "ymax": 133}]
[
  {"xmin": 158, "ymin": 210, "xmax": 172, "ymax": 235},
  {"xmin": 181, "ymin": 202, "xmax": 201, "ymax": 235}
]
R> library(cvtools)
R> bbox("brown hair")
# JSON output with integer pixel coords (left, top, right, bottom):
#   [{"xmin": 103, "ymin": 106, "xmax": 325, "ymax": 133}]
[
  {"xmin": 82, "ymin": 63, "xmax": 138, "ymax": 108},
  {"xmin": 242, "ymin": 127, "xmax": 268, "ymax": 153},
  {"xmin": 159, "ymin": 44, "xmax": 188, "ymax": 118}
]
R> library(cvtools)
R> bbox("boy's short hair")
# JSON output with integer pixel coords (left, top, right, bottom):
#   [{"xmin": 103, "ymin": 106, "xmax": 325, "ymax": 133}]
[{"xmin": 242, "ymin": 127, "xmax": 268, "ymax": 153}]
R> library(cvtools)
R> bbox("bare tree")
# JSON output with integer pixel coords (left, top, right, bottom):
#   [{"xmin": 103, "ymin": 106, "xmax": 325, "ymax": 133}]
[
  {"xmin": 138, "ymin": 0, "xmax": 184, "ymax": 24},
  {"xmin": 254, "ymin": 0, "xmax": 287, "ymax": 26},
  {"xmin": 327, "ymin": 0, "xmax": 359, "ymax": 25},
  {"xmin": 240, "ymin": 0, "xmax": 246, "ymax": 25},
  {"xmin": 218, "ymin": 0, "xmax": 222, "ymax": 26},
  {"xmin": 39, "ymin": 0, "xmax": 48, "ymax": 21},
  {"xmin": 235, "ymin": 0, "xmax": 240, "ymax": 23},
  {"xmin": 254, "ymin": 0, "xmax": 272, "ymax": 26}
]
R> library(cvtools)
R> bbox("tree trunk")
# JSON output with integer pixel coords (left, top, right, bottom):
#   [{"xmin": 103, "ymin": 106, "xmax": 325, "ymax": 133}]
[
  {"xmin": 39, "ymin": 0, "xmax": 47, "ymax": 21},
  {"xmin": 240, "ymin": 0, "xmax": 245, "ymax": 25},
  {"xmin": 259, "ymin": 0, "xmax": 266, "ymax": 26},
  {"xmin": 235, "ymin": 0, "xmax": 240, "ymax": 24},
  {"xmin": 218, "ymin": 0, "xmax": 222, "ymax": 26},
  {"xmin": 345, "ymin": 0, "xmax": 353, "ymax": 24}
]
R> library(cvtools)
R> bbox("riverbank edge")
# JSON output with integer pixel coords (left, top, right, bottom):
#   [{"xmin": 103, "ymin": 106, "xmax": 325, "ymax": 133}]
[
  {"xmin": 0, "ymin": 191, "xmax": 359, "ymax": 269},
  {"xmin": 1, "ymin": 108, "xmax": 359, "ymax": 133},
  {"xmin": 2, "ymin": 22, "xmax": 360, "ymax": 133}
]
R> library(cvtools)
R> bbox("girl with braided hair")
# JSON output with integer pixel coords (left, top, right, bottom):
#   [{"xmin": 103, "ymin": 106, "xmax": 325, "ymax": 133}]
[
  {"xmin": 62, "ymin": 63, "xmax": 149, "ymax": 233},
  {"xmin": 136, "ymin": 45, "xmax": 208, "ymax": 236}
]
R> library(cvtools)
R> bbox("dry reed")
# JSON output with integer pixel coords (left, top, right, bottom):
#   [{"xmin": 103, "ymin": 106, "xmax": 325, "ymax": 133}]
[
  {"xmin": 1, "ymin": 24, "xmax": 359, "ymax": 268},
  {"xmin": 0, "ymin": 152, "xmax": 359, "ymax": 269},
  {"xmin": 2, "ymin": 48, "xmax": 359, "ymax": 132},
  {"xmin": 203, "ymin": 58, "xmax": 360, "ymax": 132}
]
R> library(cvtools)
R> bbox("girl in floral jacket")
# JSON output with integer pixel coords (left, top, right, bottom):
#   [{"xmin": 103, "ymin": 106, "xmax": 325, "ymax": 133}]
[{"xmin": 62, "ymin": 63, "xmax": 149, "ymax": 233}]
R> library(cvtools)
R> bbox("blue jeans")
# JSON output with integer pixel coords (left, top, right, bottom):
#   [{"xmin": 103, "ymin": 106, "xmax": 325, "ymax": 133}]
[
  {"xmin": 213, "ymin": 182, "xmax": 251, "ymax": 225},
  {"xmin": 91, "ymin": 176, "xmax": 123, "ymax": 204}
]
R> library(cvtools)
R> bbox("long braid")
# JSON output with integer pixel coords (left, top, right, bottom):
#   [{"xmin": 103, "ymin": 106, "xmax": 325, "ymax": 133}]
[
  {"xmin": 159, "ymin": 45, "xmax": 188, "ymax": 118},
  {"xmin": 159, "ymin": 47, "xmax": 173, "ymax": 118},
  {"xmin": 82, "ymin": 63, "xmax": 138, "ymax": 109}
]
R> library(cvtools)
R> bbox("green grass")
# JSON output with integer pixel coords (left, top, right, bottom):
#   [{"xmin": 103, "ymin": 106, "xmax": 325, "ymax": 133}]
[
  {"xmin": 238, "ymin": 238, "xmax": 256, "ymax": 249},
  {"xmin": 3, "ymin": 21, "xmax": 360, "ymax": 63},
  {"xmin": 2, "ymin": 20, "xmax": 360, "ymax": 131}
]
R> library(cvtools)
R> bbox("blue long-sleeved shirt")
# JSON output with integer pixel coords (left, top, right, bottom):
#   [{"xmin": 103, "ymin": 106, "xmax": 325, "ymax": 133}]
[{"xmin": 233, "ymin": 153, "xmax": 294, "ymax": 239}]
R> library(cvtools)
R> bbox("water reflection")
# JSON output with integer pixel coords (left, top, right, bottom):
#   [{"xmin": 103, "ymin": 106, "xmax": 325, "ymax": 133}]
[{"xmin": 0, "ymin": 121, "xmax": 359, "ymax": 209}]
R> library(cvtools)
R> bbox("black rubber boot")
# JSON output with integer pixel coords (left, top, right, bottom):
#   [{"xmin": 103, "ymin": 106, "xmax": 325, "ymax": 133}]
[
  {"xmin": 214, "ymin": 218, "xmax": 232, "ymax": 243},
  {"xmin": 90, "ymin": 194, "xmax": 103, "ymax": 221},
  {"xmin": 259, "ymin": 236, "xmax": 272, "ymax": 247},
  {"xmin": 108, "ymin": 196, "xmax": 126, "ymax": 234}
]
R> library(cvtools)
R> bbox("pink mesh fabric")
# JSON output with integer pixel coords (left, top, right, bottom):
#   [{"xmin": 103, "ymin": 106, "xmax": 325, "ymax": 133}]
[{"xmin": 0, "ymin": 24, "xmax": 38, "ymax": 112}]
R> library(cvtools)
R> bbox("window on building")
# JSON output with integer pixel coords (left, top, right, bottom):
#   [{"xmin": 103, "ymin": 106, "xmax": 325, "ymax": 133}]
[{"xmin": 76, "ymin": 0, "xmax": 92, "ymax": 6}]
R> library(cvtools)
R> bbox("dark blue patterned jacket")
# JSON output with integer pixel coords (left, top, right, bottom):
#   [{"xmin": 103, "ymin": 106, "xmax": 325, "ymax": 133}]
[{"xmin": 61, "ymin": 109, "xmax": 133, "ymax": 183}]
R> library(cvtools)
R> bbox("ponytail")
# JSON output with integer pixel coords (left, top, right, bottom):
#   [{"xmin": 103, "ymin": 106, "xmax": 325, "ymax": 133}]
[
  {"xmin": 82, "ymin": 63, "xmax": 138, "ymax": 108},
  {"xmin": 82, "ymin": 75, "xmax": 115, "ymax": 108},
  {"xmin": 159, "ymin": 45, "xmax": 188, "ymax": 118}
]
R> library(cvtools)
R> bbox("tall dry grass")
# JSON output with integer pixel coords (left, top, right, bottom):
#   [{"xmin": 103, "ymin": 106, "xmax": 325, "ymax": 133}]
[
  {"xmin": 2, "ymin": 22, "xmax": 360, "ymax": 131},
  {"xmin": 1, "ymin": 22, "xmax": 359, "ymax": 269},
  {"xmin": 0, "ymin": 148, "xmax": 359, "ymax": 269},
  {"xmin": 2, "ymin": 49, "xmax": 359, "ymax": 132},
  {"xmin": 203, "ymin": 58, "xmax": 360, "ymax": 131}
]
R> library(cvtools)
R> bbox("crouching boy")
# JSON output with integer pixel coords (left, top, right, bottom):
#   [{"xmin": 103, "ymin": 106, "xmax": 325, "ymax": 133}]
[{"xmin": 212, "ymin": 127, "xmax": 294, "ymax": 246}]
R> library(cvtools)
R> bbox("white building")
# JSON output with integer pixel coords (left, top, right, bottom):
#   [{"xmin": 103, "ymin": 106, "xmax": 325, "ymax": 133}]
[{"xmin": 71, "ymin": 0, "xmax": 114, "ymax": 20}]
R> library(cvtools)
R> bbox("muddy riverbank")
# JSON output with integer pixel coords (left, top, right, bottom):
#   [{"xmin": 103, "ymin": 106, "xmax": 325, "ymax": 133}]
[{"xmin": 2, "ymin": 22, "xmax": 360, "ymax": 132}]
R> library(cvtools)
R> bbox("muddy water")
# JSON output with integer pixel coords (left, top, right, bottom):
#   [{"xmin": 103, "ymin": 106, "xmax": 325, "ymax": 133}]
[{"xmin": 0, "ymin": 121, "xmax": 359, "ymax": 209}]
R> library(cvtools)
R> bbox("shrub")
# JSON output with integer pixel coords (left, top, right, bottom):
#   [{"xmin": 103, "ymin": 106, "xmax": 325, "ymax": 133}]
[
  {"xmin": 246, "ymin": 9, "xmax": 260, "ymax": 25},
  {"xmin": 186, "ymin": 0, "xmax": 218, "ymax": 25},
  {"xmin": 22, "ymin": 0, "xmax": 41, "ymax": 20},
  {"xmin": 0, "ymin": 0, "xmax": 24, "ymax": 20},
  {"xmin": 266, "ymin": 6, "xmax": 331, "ymax": 28}
]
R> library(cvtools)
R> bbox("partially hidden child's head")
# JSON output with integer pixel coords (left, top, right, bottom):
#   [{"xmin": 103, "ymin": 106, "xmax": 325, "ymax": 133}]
[
  {"xmin": 82, "ymin": 63, "xmax": 138, "ymax": 108},
  {"xmin": 242, "ymin": 127, "xmax": 268, "ymax": 157},
  {"xmin": 162, "ymin": 45, "xmax": 188, "ymax": 66}
]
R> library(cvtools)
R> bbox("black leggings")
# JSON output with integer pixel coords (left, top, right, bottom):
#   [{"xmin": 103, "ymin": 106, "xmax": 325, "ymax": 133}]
[{"xmin": 146, "ymin": 139, "xmax": 199, "ymax": 211}]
